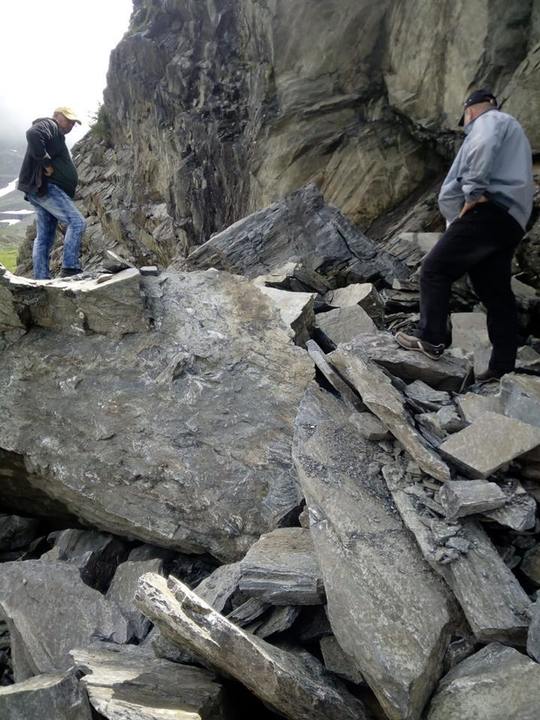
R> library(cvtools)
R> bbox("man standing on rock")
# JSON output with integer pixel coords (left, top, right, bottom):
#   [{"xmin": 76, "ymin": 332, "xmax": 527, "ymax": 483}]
[
  {"xmin": 396, "ymin": 88, "xmax": 534, "ymax": 381},
  {"xmin": 18, "ymin": 107, "xmax": 86, "ymax": 279}
]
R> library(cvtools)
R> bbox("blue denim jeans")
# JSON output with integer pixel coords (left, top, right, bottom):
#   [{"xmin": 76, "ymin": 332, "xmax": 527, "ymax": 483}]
[{"xmin": 28, "ymin": 184, "xmax": 86, "ymax": 279}]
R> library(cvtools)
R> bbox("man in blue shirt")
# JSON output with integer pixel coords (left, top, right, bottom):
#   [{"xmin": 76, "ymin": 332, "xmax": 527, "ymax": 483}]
[{"xmin": 396, "ymin": 89, "xmax": 534, "ymax": 380}]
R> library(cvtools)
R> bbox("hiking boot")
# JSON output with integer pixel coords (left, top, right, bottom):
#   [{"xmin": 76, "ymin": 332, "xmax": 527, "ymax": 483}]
[
  {"xmin": 60, "ymin": 267, "xmax": 82, "ymax": 278},
  {"xmin": 395, "ymin": 331, "xmax": 445, "ymax": 361}
]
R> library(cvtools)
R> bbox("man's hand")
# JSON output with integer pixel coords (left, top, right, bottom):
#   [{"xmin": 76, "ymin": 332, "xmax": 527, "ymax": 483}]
[
  {"xmin": 459, "ymin": 195, "xmax": 488, "ymax": 217},
  {"xmin": 43, "ymin": 165, "xmax": 54, "ymax": 177}
]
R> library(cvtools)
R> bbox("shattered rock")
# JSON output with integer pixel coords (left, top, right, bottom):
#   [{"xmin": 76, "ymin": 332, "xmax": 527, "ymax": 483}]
[
  {"xmin": 315, "ymin": 305, "xmax": 377, "ymax": 346},
  {"xmin": 71, "ymin": 641, "xmax": 227, "ymax": 720},
  {"xmin": 250, "ymin": 606, "xmax": 301, "ymax": 639},
  {"xmin": 456, "ymin": 391, "xmax": 502, "ymax": 423},
  {"xmin": 0, "ymin": 561, "xmax": 129, "ymax": 680},
  {"xmin": 331, "ymin": 342, "xmax": 451, "ymax": 480},
  {"xmin": 439, "ymin": 480, "xmax": 507, "ymax": 520},
  {"xmin": 183, "ymin": 184, "xmax": 406, "ymax": 286},
  {"xmin": 293, "ymin": 384, "xmax": 459, "ymax": 720},
  {"xmin": 239, "ymin": 528, "xmax": 325, "ymax": 605},
  {"xmin": 439, "ymin": 412, "xmax": 540, "ymax": 478},
  {"xmin": 405, "ymin": 380, "xmax": 452, "ymax": 411},
  {"xmin": 306, "ymin": 339, "xmax": 364, "ymax": 412},
  {"xmin": 0, "ymin": 672, "xmax": 92, "ymax": 720},
  {"xmin": 385, "ymin": 232, "xmax": 441, "ymax": 271},
  {"xmin": 383, "ymin": 465, "xmax": 531, "ymax": 644},
  {"xmin": 427, "ymin": 643, "xmax": 540, "ymax": 720},
  {"xmin": 136, "ymin": 573, "xmax": 369, "ymax": 720},
  {"xmin": 521, "ymin": 544, "xmax": 540, "ymax": 586},
  {"xmin": 417, "ymin": 405, "xmax": 466, "ymax": 442}
]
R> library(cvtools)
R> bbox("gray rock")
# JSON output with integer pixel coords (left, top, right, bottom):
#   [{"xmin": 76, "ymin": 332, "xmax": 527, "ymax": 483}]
[
  {"xmin": 427, "ymin": 643, "xmax": 540, "ymax": 720},
  {"xmin": 438, "ymin": 480, "xmax": 507, "ymax": 520},
  {"xmin": 144, "ymin": 627, "xmax": 198, "ymax": 666},
  {"xmin": 347, "ymin": 411, "xmax": 390, "ymax": 440},
  {"xmin": 139, "ymin": 265, "xmax": 160, "ymax": 276},
  {"xmin": 227, "ymin": 597, "xmax": 269, "ymax": 626},
  {"xmin": 194, "ymin": 563, "xmax": 243, "ymax": 614},
  {"xmin": 184, "ymin": 185, "xmax": 406, "ymax": 286},
  {"xmin": 439, "ymin": 412, "xmax": 540, "ymax": 478},
  {"xmin": 136, "ymin": 573, "xmax": 369, "ymax": 720},
  {"xmin": 331, "ymin": 342, "xmax": 451, "ymax": 481},
  {"xmin": 385, "ymin": 232, "xmax": 441, "ymax": 271},
  {"xmin": 0, "ymin": 514, "xmax": 41, "ymax": 551},
  {"xmin": 527, "ymin": 600, "xmax": 540, "ymax": 662},
  {"xmin": 347, "ymin": 332, "xmax": 471, "ymax": 391},
  {"xmin": 250, "ymin": 606, "xmax": 301, "ymax": 639},
  {"xmin": 70, "ymin": 642, "xmax": 227, "ymax": 720},
  {"xmin": 253, "ymin": 279, "xmax": 315, "ymax": 346},
  {"xmin": 383, "ymin": 464, "xmax": 531, "ymax": 644},
  {"xmin": 305, "ymin": 339, "xmax": 364, "ymax": 412},
  {"xmin": 0, "ymin": 270, "xmax": 313, "ymax": 561},
  {"xmin": 0, "ymin": 672, "xmax": 92, "ymax": 720},
  {"xmin": 522, "ymin": 545, "xmax": 540, "ymax": 586},
  {"xmin": 103, "ymin": 250, "xmax": 134, "ymax": 272},
  {"xmin": 0, "ymin": 267, "xmax": 147, "ymax": 336},
  {"xmin": 482, "ymin": 479, "xmax": 537, "ymax": 531},
  {"xmin": 450, "ymin": 312, "xmax": 490, "ymax": 371},
  {"xmin": 456, "ymin": 392, "xmax": 503, "ymax": 423},
  {"xmin": 417, "ymin": 406, "xmax": 466, "ymax": 441},
  {"xmin": 0, "ymin": 561, "xmax": 129, "ymax": 680},
  {"xmin": 320, "ymin": 636, "xmax": 364, "ymax": 685},
  {"xmin": 316, "ymin": 305, "xmax": 377, "ymax": 346},
  {"xmin": 43, "ymin": 528, "xmax": 129, "ymax": 592},
  {"xmin": 293, "ymin": 384, "xmax": 459, "ymax": 720},
  {"xmin": 239, "ymin": 528, "xmax": 325, "ymax": 606},
  {"xmin": 106, "ymin": 557, "xmax": 165, "ymax": 641},
  {"xmin": 500, "ymin": 373, "xmax": 540, "ymax": 428},
  {"xmin": 405, "ymin": 380, "xmax": 451, "ymax": 411},
  {"xmin": 249, "ymin": 261, "xmax": 331, "ymax": 295},
  {"xmin": 325, "ymin": 282, "xmax": 384, "ymax": 324}
]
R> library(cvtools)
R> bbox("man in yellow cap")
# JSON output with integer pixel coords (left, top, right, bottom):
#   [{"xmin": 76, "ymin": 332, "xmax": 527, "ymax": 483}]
[{"xmin": 18, "ymin": 107, "xmax": 86, "ymax": 279}]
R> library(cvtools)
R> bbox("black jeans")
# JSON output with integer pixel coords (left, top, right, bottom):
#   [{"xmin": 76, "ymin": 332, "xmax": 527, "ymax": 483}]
[{"xmin": 418, "ymin": 202, "xmax": 524, "ymax": 374}]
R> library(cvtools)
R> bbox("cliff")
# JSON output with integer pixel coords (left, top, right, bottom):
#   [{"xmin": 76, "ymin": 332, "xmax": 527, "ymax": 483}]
[{"xmin": 70, "ymin": 0, "xmax": 539, "ymax": 269}]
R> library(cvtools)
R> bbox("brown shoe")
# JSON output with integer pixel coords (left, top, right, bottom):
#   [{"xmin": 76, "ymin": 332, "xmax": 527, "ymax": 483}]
[{"xmin": 395, "ymin": 331, "xmax": 445, "ymax": 361}]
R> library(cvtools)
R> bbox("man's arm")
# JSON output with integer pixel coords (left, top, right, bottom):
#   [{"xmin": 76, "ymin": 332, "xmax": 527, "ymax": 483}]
[
  {"xmin": 459, "ymin": 112, "xmax": 506, "ymax": 215},
  {"xmin": 25, "ymin": 121, "xmax": 55, "ymax": 172}
]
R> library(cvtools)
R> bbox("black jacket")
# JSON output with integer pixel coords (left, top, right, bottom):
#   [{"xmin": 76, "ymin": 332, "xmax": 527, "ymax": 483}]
[{"xmin": 18, "ymin": 118, "xmax": 78, "ymax": 198}]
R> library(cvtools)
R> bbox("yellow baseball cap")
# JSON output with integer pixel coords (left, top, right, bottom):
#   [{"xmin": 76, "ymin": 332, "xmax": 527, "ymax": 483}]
[{"xmin": 53, "ymin": 106, "xmax": 82, "ymax": 124}]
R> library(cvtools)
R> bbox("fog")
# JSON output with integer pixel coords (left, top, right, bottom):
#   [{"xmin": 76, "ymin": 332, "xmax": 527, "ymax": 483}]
[{"xmin": 0, "ymin": 0, "xmax": 133, "ymax": 147}]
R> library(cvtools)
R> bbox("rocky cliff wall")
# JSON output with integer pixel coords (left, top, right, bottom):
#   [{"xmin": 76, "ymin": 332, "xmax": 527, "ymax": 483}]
[{"xmin": 69, "ymin": 0, "xmax": 540, "ymax": 270}]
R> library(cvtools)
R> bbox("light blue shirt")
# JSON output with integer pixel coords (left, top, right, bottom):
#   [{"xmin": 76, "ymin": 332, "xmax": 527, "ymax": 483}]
[{"xmin": 438, "ymin": 108, "xmax": 534, "ymax": 230}]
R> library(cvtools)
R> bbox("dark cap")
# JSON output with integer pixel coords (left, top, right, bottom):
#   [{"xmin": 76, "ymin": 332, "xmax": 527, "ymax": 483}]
[{"xmin": 458, "ymin": 88, "xmax": 498, "ymax": 126}]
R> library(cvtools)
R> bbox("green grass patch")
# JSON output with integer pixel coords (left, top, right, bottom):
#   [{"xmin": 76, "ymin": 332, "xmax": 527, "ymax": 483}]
[{"xmin": 0, "ymin": 246, "xmax": 18, "ymax": 272}]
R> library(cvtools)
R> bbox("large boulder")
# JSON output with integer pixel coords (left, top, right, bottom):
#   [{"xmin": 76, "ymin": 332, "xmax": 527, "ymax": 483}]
[
  {"xmin": 0, "ymin": 672, "xmax": 92, "ymax": 720},
  {"xmin": 0, "ymin": 270, "xmax": 313, "ymax": 561}
]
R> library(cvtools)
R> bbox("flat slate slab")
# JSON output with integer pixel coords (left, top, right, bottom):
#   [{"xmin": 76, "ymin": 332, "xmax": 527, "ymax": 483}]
[
  {"xmin": 427, "ymin": 643, "xmax": 540, "ymax": 720},
  {"xmin": 331, "ymin": 342, "xmax": 451, "ymax": 481},
  {"xmin": 239, "ymin": 528, "xmax": 325, "ymax": 605},
  {"xmin": 0, "ymin": 672, "xmax": 92, "ymax": 720},
  {"xmin": 293, "ymin": 384, "xmax": 459, "ymax": 720},
  {"xmin": 70, "ymin": 642, "xmax": 227, "ymax": 720},
  {"xmin": 439, "ymin": 480, "xmax": 507, "ymax": 520},
  {"xmin": 439, "ymin": 412, "xmax": 540, "ymax": 478},
  {"xmin": 315, "ymin": 305, "xmax": 377, "ymax": 346}
]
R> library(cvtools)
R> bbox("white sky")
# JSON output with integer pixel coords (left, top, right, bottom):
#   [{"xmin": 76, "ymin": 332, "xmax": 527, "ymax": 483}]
[{"xmin": 0, "ymin": 0, "xmax": 133, "ymax": 146}]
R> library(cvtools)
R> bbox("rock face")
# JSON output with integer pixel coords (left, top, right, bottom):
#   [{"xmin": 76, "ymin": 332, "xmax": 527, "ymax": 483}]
[
  {"xmin": 293, "ymin": 384, "xmax": 459, "ymax": 720},
  {"xmin": 136, "ymin": 573, "xmax": 369, "ymax": 720},
  {"xmin": 0, "ymin": 269, "xmax": 312, "ymax": 561},
  {"xmin": 52, "ymin": 0, "xmax": 539, "ymax": 273}
]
